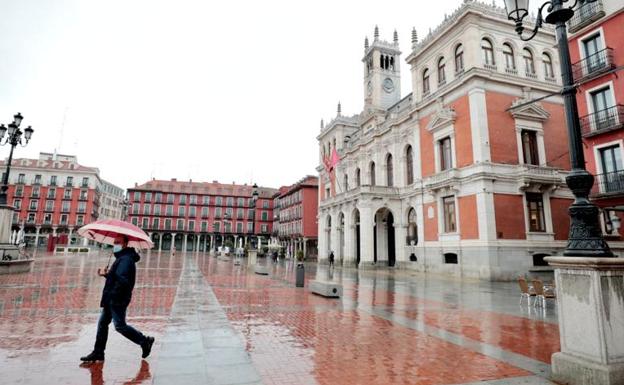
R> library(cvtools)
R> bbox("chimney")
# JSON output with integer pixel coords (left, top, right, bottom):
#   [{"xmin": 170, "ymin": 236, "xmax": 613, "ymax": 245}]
[{"xmin": 171, "ymin": 178, "xmax": 177, "ymax": 182}]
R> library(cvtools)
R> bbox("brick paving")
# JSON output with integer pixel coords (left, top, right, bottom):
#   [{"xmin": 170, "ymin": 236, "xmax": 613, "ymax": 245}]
[{"xmin": 0, "ymin": 251, "xmax": 561, "ymax": 384}]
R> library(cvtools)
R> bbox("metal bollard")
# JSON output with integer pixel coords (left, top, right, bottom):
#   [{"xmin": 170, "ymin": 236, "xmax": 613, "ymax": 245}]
[{"xmin": 296, "ymin": 263, "xmax": 305, "ymax": 287}]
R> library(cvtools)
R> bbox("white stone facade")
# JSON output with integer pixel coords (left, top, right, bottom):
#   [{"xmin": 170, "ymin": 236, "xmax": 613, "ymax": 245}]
[{"xmin": 316, "ymin": 1, "xmax": 598, "ymax": 280}]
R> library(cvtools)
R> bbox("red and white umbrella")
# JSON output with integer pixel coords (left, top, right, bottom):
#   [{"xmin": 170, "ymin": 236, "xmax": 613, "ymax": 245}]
[{"xmin": 78, "ymin": 219, "xmax": 154, "ymax": 250}]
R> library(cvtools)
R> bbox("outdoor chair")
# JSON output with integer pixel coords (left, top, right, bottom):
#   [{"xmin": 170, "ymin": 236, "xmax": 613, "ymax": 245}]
[
  {"xmin": 518, "ymin": 277, "xmax": 536, "ymax": 306},
  {"xmin": 532, "ymin": 279, "xmax": 556, "ymax": 307}
]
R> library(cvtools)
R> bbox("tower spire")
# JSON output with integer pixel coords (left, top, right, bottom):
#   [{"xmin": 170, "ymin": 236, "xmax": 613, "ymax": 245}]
[
  {"xmin": 393, "ymin": 29, "xmax": 398, "ymax": 44},
  {"xmin": 374, "ymin": 25, "xmax": 379, "ymax": 40},
  {"xmin": 337, "ymin": 101, "xmax": 342, "ymax": 117},
  {"xmin": 364, "ymin": 36, "xmax": 369, "ymax": 51},
  {"xmin": 320, "ymin": 119, "xmax": 324, "ymax": 129},
  {"xmin": 411, "ymin": 27, "xmax": 418, "ymax": 48}
]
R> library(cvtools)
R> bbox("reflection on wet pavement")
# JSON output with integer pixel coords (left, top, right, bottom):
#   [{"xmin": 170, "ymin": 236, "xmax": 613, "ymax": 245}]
[{"xmin": 1, "ymin": 252, "xmax": 560, "ymax": 385}]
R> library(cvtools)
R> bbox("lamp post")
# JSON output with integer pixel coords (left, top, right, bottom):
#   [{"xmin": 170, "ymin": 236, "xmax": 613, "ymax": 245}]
[
  {"xmin": 0, "ymin": 113, "xmax": 34, "ymax": 205},
  {"xmin": 250, "ymin": 183, "xmax": 259, "ymax": 249},
  {"xmin": 503, "ymin": 0, "xmax": 613, "ymax": 257}
]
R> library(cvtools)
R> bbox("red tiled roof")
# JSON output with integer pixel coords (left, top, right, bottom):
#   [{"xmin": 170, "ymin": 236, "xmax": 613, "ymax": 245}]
[
  {"xmin": 279, "ymin": 175, "xmax": 318, "ymax": 198},
  {"xmin": 130, "ymin": 179, "xmax": 278, "ymax": 198}
]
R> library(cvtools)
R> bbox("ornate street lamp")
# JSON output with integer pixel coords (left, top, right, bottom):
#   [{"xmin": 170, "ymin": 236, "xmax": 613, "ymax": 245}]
[
  {"xmin": 251, "ymin": 183, "xmax": 259, "ymax": 249},
  {"xmin": 0, "ymin": 113, "xmax": 34, "ymax": 205},
  {"xmin": 503, "ymin": 0, "xmax": 613, "ymax": 257}
]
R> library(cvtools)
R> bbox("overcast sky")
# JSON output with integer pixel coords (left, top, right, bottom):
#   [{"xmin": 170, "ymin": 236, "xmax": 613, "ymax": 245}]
[{"xmin": 0, "ymin": 0, "xmax": 542, "ymax": 190}]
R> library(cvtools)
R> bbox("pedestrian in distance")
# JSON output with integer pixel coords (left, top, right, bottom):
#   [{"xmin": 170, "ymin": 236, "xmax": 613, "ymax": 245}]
[
  {"xmin": 329, "ymin": 251, "xmax": 335, "ymax": 268},
  {"xmin": 80, "ymin": 235, "xmax": 155, "ymax": 363}
]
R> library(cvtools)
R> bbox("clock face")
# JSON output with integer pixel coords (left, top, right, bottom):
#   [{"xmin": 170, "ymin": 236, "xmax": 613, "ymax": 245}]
[
  {"xmin": 367, "ymin": 81, "xmax": 372, "ymax": 96},
  {"xmin": 383, "ymin": 78, "xmax": 394, "ymax": 93}
]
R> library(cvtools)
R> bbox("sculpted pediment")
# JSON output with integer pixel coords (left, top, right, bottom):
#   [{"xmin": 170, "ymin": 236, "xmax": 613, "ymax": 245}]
[
  {"xmin": 510, "ymin": 101, "xmax": 550, "ymax": 122},
  {"xmin": 426, "ymin": 104, "xmax": 456, "ymax": 133}
]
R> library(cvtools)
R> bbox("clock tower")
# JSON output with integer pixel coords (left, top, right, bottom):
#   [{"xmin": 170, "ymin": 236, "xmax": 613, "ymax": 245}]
[{"xmin": 363, "ymin": 26, "xmax": 402, "ymax": 110}]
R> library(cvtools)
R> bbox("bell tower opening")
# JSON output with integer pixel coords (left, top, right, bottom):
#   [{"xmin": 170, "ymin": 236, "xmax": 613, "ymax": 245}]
[{"xmin": 363, "ymin": 26, "xmax": 402, "ymax": 110}]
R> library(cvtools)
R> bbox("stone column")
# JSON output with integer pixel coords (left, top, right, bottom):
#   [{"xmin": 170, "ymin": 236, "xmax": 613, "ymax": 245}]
[
  {"xmin": 68, "ymin": 228, "xmax": 74, "ymax": 245},
  {"xmin": 171, "ymin": 233, "xmax": 176, "ymax": 252},
  {"xmin": 318, "ymin": 213, "xmax": 327, "ymax": 261},
  {"xmin": 303, "ymin": 237, "xmax": 308, "ymax": 259},
  {"xmin": 546, "ymin": 257, "xmax": 624, "ymax": 385},
  {"xmin": 195, "ymin": 236, "xmax": 200, "ymax": 252},
  {"xmin": 34, "ymin": 226, "xmax": 40, "ymax": 249},
  {"xmin": 359, "ymin": 204, "xmax": 374, "ymax": 267},
  {"xmin": 157, "ymin": 233, "xmax": 162, "ymax": 252}
]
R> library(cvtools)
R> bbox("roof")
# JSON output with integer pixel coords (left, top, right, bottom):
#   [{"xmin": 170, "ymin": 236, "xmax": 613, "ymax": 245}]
[
  {"xmin": 0, "ymin": 157, "xmax": 100, "ymax": 174},
  {"xmin": 279, "ymin": 175, "xmax": 319, "ymax": 198},
  {"xmin": 130, "ymin": 179, "xmax": 279, "ymax": 199}
]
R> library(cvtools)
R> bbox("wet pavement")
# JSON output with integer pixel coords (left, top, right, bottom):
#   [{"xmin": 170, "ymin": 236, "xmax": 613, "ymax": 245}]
[{"xmin": 0, "ymin": 251, "xmax": 561, "ymax": 385}]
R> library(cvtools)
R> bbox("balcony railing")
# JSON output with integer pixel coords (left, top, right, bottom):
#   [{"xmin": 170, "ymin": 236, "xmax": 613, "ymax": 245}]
[
  {"xmin": 572, "ymin": 47, "xmax": 614, "ymax": 81},
  {"xmin": 580, "ymin": 105, "xmax": 624, "ymax": 137},
  {"xmin": 568, "ymin": 0, "xmax": 605, "ymax": 33},
  {"xmin": 592, "ymin": 170, "xmax": 624, "ymax": 196}
]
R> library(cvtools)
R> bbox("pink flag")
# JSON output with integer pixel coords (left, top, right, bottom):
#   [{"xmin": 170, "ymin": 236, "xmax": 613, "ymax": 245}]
[{"xmin": 329, "ymin": 148, "xmax": 340, "ymax": 171}]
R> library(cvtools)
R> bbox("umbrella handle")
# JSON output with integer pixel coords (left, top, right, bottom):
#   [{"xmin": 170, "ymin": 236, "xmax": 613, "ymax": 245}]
[{"xmin": 105, "ymin": 252, "xmax": 113, "ymax": 270}]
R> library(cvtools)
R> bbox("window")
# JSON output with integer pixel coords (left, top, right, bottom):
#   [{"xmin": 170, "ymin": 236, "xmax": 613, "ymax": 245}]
[
  {"xmin": 60, "ymin": 214, "xmax": 68, "ymax": 225},
  {"xmin": 34, "ymin": 174, "xmax": 42, "ymax": 185},
  {"xmin": 145, "ymin": 192, "xmax": 152, "ymax": 202},
  {"xmin": 225, "ymin": 207, "xmax": 233, "ymax": 218},
  {"xmin": 50, "ymin": 175, "xmax": 57, "ymax": 186},
  {"xmin": 227, "ymin": 197, "xmax": 234, "ymax": 206},
  {"xmin": 179, "ymin": 195, "xmax": 186, "ymax": 205},
  {"xmin": 503, "ymin": 43, "xmax": 515, "ymax": 70},
  {"xmin": 370, "ymin": 162, "xmax": 376, "ymax": 186},
  {"xmin": 13, "ymin": 199, "xmax": 21, "ymax": 209},
  {"xmin": 526, "ymin": 193, "xmax": 546, "ymax": 232},
  {"xmin": 443, "ymin": 196, "xmax": 456, "ymax": 233},
  {"xmin": 216, "ymin": 196, "xmax": 222, "ymax": 205},
  {"xmin": 202, "ymin": 207, "xmax": 209, "ymax": 218},
  {"xmin": 247, "ymin": 222, "xmax": 253, "ymax": 232},
  {"xmin": 437, "ymin": 57, "xmax": 446, "ymax": 85},
  {"xmin": 224, "ymin": 222, "xmax": 231, "ymax": 233},
  {"xmin": 407, "ymin": 208, "xmax": 418, "ymax": 245},
  {"xmin": 28, "ymin": 213, "xmax": 36, "ymax": 223},
  {"xmin": 164, "ymin": 218, "xmax": 172, "ymax": 230},
  {"xmin": 79, "ymin": 190, "xmax": 88, "ymax": 200},
  {"xmin": 343, "ymin": 174, "xmax": 348, "ymax": 191},
  {"xmin": 543, "ymin": 53, "xmax": 554, "ymax": 78},
  {"xmin": 214, "ymin": 222, "xmax": 221, "ymax": 232},
  {"xmin": 47, "ymin": 188, "xmax": 56, "ymax": 199},
  {"xmin": 261, "ymin": 224, "xmax": 269, "ymax": 233},
  {"xmin": 155, "ymin": 193, "xmax": 162, "ymax": 203},
  {"xmin": 166, "ymin": 205, "xmax": 173, "ymax": 215},
  {"xmin": 178, "ymin": 206, "xmax": 185, "ymax": 217},
  {"xmin": 81, "ymin": 177, "xmax": 89, "ymax": 187},
  {"xmin": 15, "ymin": 186, "xmax": 23, "ymax": 197},
  {"xmin": 132, "ymin": 203, "xmax": 140, "ymax": 214},
  {"xmin": 44, "ymin": 213, "xmax": 53, "ymax": 225},
  {"xmin": 236, "ymin": 209, "xmax": 243, "ymax": 219},
  {"xmin": 153, "ymin": 218, "xmax": 160, "ymax": 229},
  {"xmin": 523, "ymin": 48, "xmax": 535, "ymax": 75},
  {"xmin": 599, "ymin": 145, "xmax": 623, "ymax": 192},
  {"xmin": 590, "ymin": 86, "xmax": 614, "ymax": 115},
  {"xmin": 154, "ymin": 204, "xmax": 161, "ymax": 215},
  {"xmin": 481, "ymin": 38, "xmax": 495, "ymax": 66},
  {"xmin": 356, "ymin": 168, "xmax": 361, "ymax": 187},
  {"xmin": 188, "ymin": 220, "xmax": 195, "ymax": 231},
  {"xmin": 422, "ymin": 69, "xmax": 430, "ymax": 96},
  {"xmin": 177, "ymin": 219, "xmax": 184, "ymax": 230},
  {"xmin": 263, "ymin": 200, "xmax": 269, "ymax": 209},
  {"xmin": 66, "ymin": 176, "xmax": 73, "ymax": 186},
  {"xmin": 29, "ymin": 200, "xmax": 38, "ymax": 210},
  {"xmin": 64, "ymin": 188, "xmax": 72, "ymax": 200},
  {"xmin": 142, "ymin": 217, "xmax": 149, "ymax": 228},
  {"xmin": 45, "ymin": 200, "xmax": 54, "ymax": 211},
  {"xmin": 444, "ymin": 253, "xmax": 458, "ymax": 264},
  {"xmin": 18, "ymin": 174, "xmax": 25, "ymax": 184},
  {"xmin": 261, "ymin": 211, "xmax": 268, "ymax": 221},
  {"xmin": 202, "ymin": 196, "xmax": 210, "ymax": 205},
  {"xmin": 189, "ymin": 195, "xmax": 197, "ymax": 204},
  {"xmin": 237, "ymin": 222, "xmax": 243, "ymax": 233},
  {"xmin": 143, "ymin": 204, "xmax": 151, "ymax": 215},
  {"xmin": 439, "ymin": 137, "xmax": 452, "ymax": 171},
  {"xmin": 134, "ymin": 191, "xmax": 141, "ymax": 201},
  {"xmin": 406, "ymin": 146, "xmax": 414, "ymax": 185},
  {"xmin": 215, "ymin": 207, "xmax": 222, "ymax": 218},
  {"xmin": 583, "ymin": 34, "xmax": 604, "ymax": 72},
  {"xmin": 166, "ymin": 194, "xmax": 174, "ymax": 204},
  {"xmin": 31, "ymin": 186, "xmax": 40, "ymax": 198},
  {"xmin": 247, "ymin": 209, "xmax": 254, "ymax": 220},
  {"xmin": 455, "ymin": 44, "xmax": 464, "ymax": 73},
  {"xmin": 62, "ymin": 201, "xmax": 70, "ymax": 212},
  {"xmin": 201, "ymin": 221, "xmax": 207, "ymax": 232},
  {"xmin": 189, "ymin": 206, "xmax": 196, "ymax": 217},
  {"xmin": 521, "ymin": 130, "xmax": 539, "ymax": 165},
  {"xmin": 78, "ymin": 202, "xmax": 86, "ymax": 213},
  {"xmin": 386, "ymin": 154, "xmax": 394, "ymax": 187},
  {"xmin": 237, "ymin": 198, "xmax": 244, "ymax": 206}
]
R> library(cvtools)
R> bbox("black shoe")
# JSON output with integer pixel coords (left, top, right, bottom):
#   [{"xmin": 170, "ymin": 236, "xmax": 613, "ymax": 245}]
[
  {"xmin": 141, "ymin": 336, "xmax": 154, "ymax": 359},
  {"xmin": 80, "ymin": 351, "xmax": 104, "ymax": 362}
]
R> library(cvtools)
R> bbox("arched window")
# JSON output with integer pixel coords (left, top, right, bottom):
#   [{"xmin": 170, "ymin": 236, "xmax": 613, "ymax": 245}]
[
  {"xmin": 481, "ymin": 38, "xmax": 494, "ymax": 66},
  {"xmin": 407, "ymin": 208, "xmax": 418, "ymax": 245},
  {"xmin": 543, "ymin": 52, "xmax": 554, "ymax": 78},
  {"xmin": 380, "ymin": 55, "xmax": 384, "ymax": 69},
  {"xmin": 503, "ymin": 43, "xmax": 515, "ymax": 70},
  {"xmin": 455, "ymin": 44, "xmax": 464, "ymax": 73},
  {"xmin": 370, "ymin": 162, "xmax": 376, "ymax": 186},
  {"xmin": 386, "ymin": 154, "xmax": 394, "ymax": 187},
  {"xmin": 356, "ymin": 168, "xmax": 361, "ymax": 187},
  {"xmin": 523, "ymin": 48, "xmax": 535, "ymax": 75},
  {"xmin": 406, "ymin": 145, "xmax": 414, "ymax": 185},
  {"xmin": 422, "ymin": 68, "xmax": 430, "ymax": 96},
  {"xmin": 437, "ymin": 57, "xmax": 446, "ymax": 85},
  {"xmin": 343, "ymin": 174, "xmax": 348, "ymax": 192}
]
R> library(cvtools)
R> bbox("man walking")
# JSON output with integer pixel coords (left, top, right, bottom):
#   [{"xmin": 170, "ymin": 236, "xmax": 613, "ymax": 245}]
[
  {"xmin": 81, "ymin": 235, "xmax": 154, "ymax": 362},
  {"xmin": 329, "ymin": 251, "xmax": 335, "ymax": 268}
]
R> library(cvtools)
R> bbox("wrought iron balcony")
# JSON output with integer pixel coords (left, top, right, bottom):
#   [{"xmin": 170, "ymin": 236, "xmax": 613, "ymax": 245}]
[
  {"xmin": 592, "ymin": 170, "xmax": 624, "ymax": 196},
  {"xmin": 568, "ymin": 0, "xmax": 605, "ymax": 33},
  {"xmin": 572, "ymin": 47, "xmax": 614, "ymax": 82},
  {"xmin": 580, "ymin": 105, "xmax": 624, "ymax": 137}
]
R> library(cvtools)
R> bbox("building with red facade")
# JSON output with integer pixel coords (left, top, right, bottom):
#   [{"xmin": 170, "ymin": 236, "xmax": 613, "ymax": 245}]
[
  {"xmin": 127, "ymin": 179, "xmax": 277, "ymax": 252},
  {"xmin": 568, "ymin": 0, "xmax": 624, "ymax": 240},
  {"xmin": 0, "ymin": 152, "xmax": 114, "ymax": 249},
  {"xmin": 317, "ymin": 2, "xmax": 589, "ymax": 280},
  {"xmin": 275, "ymin": 176, "xmax": 319, "ymax": 259}
]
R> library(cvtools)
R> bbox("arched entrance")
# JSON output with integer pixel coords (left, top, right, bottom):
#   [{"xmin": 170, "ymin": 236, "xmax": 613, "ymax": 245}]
[
  {"xmin": 353, "ymin": 209, "xmax": 360, "ymax": 266},
  {"xmin": 374, "ymin": 208, "xmax": 396, "ymax": 267},
  {"xmin": 151, "ymin": 233, "xmax": 160, "ymax": 250}
]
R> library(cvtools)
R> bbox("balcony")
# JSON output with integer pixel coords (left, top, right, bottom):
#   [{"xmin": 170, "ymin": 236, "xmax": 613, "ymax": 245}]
[
  {"xmin": 568, "ymin": 0, "xmax": 605, "ymax": 33},
  {"xmin": 592, "ymin": 170, "xmax": 624, "ymax": 196},
  {"xmin": 581, "ymin": 105, "xmax": 624, "ymax": 137},
  {"xmin": 572, "ymin": 48, "xmax": 614, "ymax": 82}
]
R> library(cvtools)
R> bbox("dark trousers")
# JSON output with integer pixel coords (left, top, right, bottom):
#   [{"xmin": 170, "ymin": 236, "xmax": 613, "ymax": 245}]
[{"xmin": 94, "ymin": 303, "xmax": 146, "ymax": 353}]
